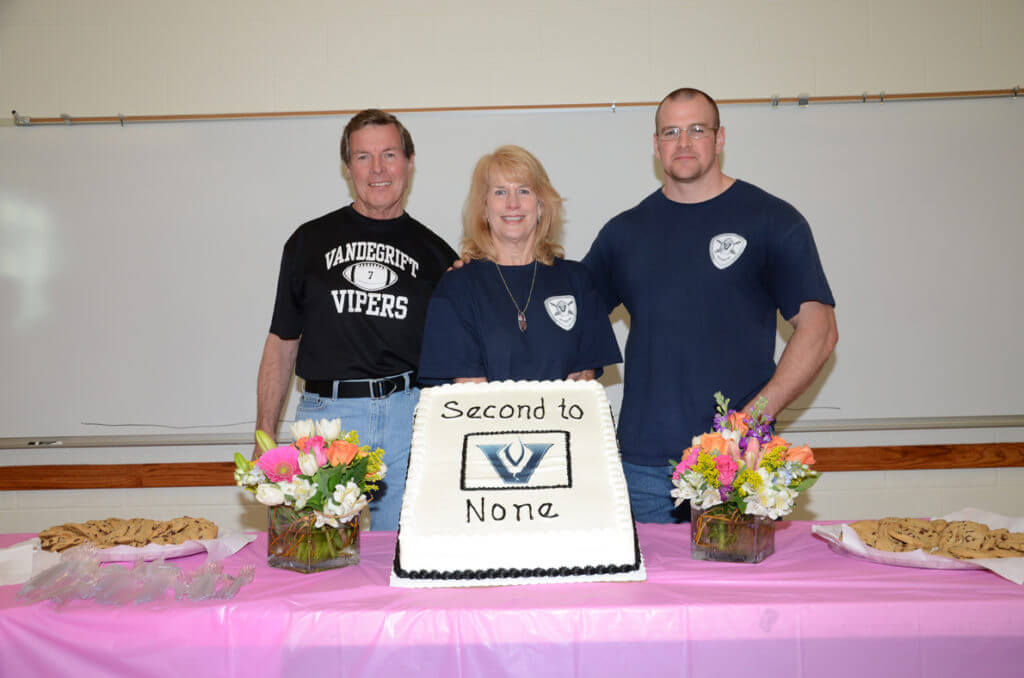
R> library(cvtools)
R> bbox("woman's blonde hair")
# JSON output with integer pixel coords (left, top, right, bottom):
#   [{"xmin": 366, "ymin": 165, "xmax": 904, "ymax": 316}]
[{"xmin": 461, "ymin": 145, "xmax": 564, "ymax": 265}]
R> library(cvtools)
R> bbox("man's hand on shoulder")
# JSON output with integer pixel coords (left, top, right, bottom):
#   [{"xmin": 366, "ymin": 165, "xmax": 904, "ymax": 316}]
[{"xmin": 446, "ymin": 255, "xmax": 471, "ymax": 272}]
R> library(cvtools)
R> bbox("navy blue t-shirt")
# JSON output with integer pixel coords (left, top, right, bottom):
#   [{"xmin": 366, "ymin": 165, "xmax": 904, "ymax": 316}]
[
  {"xmin": 418, "ymin": 258, "xmax": 622, "ymax": 382},
  {"xmin": 583, "ymin": 180, "xmax": 835, "ymax": 465}
]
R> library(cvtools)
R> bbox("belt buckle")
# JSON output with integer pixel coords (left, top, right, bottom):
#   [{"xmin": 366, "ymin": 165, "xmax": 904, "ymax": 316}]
[{"xmin": 370, "ymin": 378, "xmax": 398, "ymax": 400}]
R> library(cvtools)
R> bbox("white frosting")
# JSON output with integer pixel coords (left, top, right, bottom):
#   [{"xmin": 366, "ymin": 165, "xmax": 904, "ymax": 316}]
[{"xmin": 392, "ymin": 380, "xmax": 645, "ymax": 587}]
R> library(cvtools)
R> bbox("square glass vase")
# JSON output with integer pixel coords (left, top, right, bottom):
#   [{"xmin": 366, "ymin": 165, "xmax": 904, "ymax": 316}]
[
  {"xmin": 267, "ymin": 505, "xmax": 360, "ymax": 573},
  {"xmin": 690, "ymin": 504, "xmax": 775, "ymax": 563}
]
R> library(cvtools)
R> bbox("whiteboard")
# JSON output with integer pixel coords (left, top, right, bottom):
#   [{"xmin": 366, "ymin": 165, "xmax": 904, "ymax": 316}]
[{"xmin": 1, "ymin": 97, "xmax": 1021, "ymax": 439}]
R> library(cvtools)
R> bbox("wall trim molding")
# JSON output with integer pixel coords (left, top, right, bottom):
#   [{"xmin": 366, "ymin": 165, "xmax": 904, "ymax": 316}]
[
  {"xmin": 2, "ymin": 442, "xmax": 1022, "ymax": 490},
  {"xmin": 3, "ymin": 415, "xmax": 1022, "ymax": 450}
]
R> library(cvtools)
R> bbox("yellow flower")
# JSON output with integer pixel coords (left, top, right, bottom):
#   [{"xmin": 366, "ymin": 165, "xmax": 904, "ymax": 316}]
[
  {"xmin": 363, "ymin": 446, "xmax": 387, "ymax": 492},
  {"xmin": 760, "ymin": 448, "xmax": 784, "ymax": 472},
  {"xmin": 693, "ymin": 451, "xmax": 720, "ymax": 488},
  {"xmin": 735, "ymin": 467, "xmax": 762, "ymax": 494}
]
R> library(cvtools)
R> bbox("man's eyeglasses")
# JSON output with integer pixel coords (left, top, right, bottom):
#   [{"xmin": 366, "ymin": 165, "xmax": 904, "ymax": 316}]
[{"xmin": 658, "ymin": 124, "xmax": 719, "ymax": 141}]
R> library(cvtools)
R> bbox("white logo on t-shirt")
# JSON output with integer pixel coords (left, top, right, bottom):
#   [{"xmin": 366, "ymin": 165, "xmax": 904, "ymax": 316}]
[
  {"xmin": 342, "ymin": 261, "xmax": 399, "ymax": 292},
  {"xmin": 544, "ymin": 295, "xmax": 577, "ymax": 331},
  {"xmin": 709, "ymin": 233, "xmax": 747, "ymax": 269}
]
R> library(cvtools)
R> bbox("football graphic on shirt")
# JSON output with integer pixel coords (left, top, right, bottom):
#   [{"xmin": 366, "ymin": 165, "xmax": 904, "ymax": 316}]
[{"xmin": 342, "ymin": 262, "xmax": 399, "ymax": 291}]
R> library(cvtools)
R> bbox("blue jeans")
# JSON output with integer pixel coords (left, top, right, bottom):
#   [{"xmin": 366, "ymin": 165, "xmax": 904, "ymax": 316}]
[
  {"xmin": 294, "ymin": 386, "xmax": 420, "ymax": 532},
  {"xmin": 621, "ymin": 460, "xmax": 690, "ymax": 524}
]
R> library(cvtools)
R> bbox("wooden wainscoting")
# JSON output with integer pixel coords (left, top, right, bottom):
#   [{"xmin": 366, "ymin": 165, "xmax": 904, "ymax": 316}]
[{"xmin": 1, "ymin": 443, "xmax": 1023, "ymax": 490}]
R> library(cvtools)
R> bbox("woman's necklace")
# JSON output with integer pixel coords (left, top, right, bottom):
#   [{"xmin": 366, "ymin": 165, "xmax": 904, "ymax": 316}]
[{"xmin": 494, "ymin": 260, "xmax": 538, "ymax": 332}]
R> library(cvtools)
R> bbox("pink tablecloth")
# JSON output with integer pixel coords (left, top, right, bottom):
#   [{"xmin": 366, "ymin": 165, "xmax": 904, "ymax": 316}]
[{"xmin": 2, "ymin": 522, "xmax": 1022, "ymax": 677}]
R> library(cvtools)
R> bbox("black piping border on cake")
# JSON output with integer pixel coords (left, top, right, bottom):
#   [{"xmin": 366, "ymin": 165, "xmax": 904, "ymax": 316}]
[
  {"xmin": 459, "ymin": 429, "xmax": 574, "ymax": 491},
  {"xmin": 392, "ymin": 514, "xmax": 643, "ymax": 582}
]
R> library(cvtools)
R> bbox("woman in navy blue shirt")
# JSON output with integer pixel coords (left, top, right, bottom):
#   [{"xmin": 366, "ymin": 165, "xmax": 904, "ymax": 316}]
[{"xmin": 418, "ymin": 145, "xmax": 621, "ymax": 383}]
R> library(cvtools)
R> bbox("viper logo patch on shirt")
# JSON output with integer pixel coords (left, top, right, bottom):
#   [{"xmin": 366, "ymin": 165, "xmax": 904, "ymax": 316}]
[
  {"xmin": 544, "ymin": 295, "xmax": 577, "ymax": 331},
  {"xmin": 709, "ymin": 233, "xmax": 747, "ymax": 269}
]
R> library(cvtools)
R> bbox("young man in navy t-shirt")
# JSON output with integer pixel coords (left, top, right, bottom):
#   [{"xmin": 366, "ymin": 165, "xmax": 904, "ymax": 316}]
[{"xmin": 583, "ymin": 88, "xmax": 838, "ymax": 523}]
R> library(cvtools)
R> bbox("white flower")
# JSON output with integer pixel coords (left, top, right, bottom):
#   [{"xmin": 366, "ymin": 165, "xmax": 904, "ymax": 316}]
[
  {"xmin": 297, "ymin": 451, "xmax": 319, "ymax": 476},
  {"xmin": 721, "ymin": 428, "xmax": 741, "ymax": 443},
  {"xmin": 255, "ymin": 483, "xmax": 285, "ymax": 506},
  {"xmin": 745, "ymin": 499, "xmax": 770, "ymax": 518},
  {"xmin": 240, "ymin": 468, "xmax": 266, "ymax": 486},
  {"xmin": 333, "ymin": 480, "xmax": 363, "ymax": 510},
  {"xmin": 290, "ymin": 477, "xmax": 317, "ymax": 510},
  {"xmin": 693, "ymin": 486, "xmax": 724, "ymax": 510},
  {"xmin": 747, "ymin": 484, "xmax": 795, "ymax": 519},
  {"xmin": 670, "ymin": 477, "xmax": 698, "ymax": 506},
  {"xmin": 328, "ymin": 480, "xmax": 368, "ymax": 521},
  {"xmin": 314, "ymin": 510, "xmax": 340, "ymax": 529},
  {"xmin": 691, "ymin": 435, "xmax": 703, "ymax": 447},
  {"xmin": 315, "ymin": 418, "xmax": 342, "ymax": 441},
  {"xmin": 290, "ymin": 419, "xmax": 315, "ymax": 441}
]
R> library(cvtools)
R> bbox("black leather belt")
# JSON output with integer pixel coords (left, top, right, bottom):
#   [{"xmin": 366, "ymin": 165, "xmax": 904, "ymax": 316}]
[{"xmin": 304, "ymin": 372, "xmax": 415, "ymax": 400}]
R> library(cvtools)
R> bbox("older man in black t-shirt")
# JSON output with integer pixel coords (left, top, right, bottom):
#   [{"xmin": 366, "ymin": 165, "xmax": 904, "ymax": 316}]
[{"xmin": 255, "ymin": 109, "xmax": 457, "ymax": 531}]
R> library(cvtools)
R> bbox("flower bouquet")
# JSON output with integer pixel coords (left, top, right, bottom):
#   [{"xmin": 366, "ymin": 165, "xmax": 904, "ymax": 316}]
[
  {"xmin": 234, "ymin": 419, "xmax": 386, "ymax": 573},
  {"xmin": 670, "ymin": 392, "xmax": 820, "ymax": 563}
]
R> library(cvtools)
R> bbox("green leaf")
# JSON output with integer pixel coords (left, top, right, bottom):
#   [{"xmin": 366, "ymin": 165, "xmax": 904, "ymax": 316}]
[
  {"xmin": 714, "ymin": 391, "xmax": 730, "ymax": 417},
  {"xmin": 346, "ymin": 456, "xmax": 371, "ymax": 491},
  {"xmin": 316, "ymin": 468, "xmax": 335, "ymax": 503},
  {"xmin": 255, "ymin": 429, "xmax": 276, "ymax": 453},
  {"xmin": 792, "ymin": 474, "xmax": 821, "ymax": 493}
]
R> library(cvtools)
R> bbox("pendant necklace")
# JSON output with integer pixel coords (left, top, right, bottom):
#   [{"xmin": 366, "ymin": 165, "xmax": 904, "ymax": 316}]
[{"xmin": 494, "ymin": 260, "xmax": 538, "ymax": 332}]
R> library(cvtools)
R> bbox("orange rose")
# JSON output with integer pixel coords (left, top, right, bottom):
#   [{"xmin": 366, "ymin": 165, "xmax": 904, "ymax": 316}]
[
  {"xmin": 765, "ymin": 435, "xmax": 790, "ymax": 453},
  {"xmin": 327, "ymin": 440, "xmax": 359, "ymax": 466},
  {"xmin": 698, "ymin": 433, "xmax": 730, "ymax": 454},
  {"xmin": 784, "ymin": 444, "xmax": 815, "ymax": 465},
  {"xmin": 727, "ymin": 412, "xmax": 750, "ymax": 437}
]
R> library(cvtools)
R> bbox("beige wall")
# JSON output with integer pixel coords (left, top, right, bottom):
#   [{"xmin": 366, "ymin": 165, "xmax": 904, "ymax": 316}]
[
  {"xmin": 1, "ymin": 1, "xmax": 1022, "ymax": 532},
  {"xmin": 1, "ymin": 0, "xmax": 1021, "ymax": 118}
]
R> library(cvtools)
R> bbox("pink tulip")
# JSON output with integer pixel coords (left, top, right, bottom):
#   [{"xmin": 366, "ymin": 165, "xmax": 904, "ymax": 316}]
[
  {"xmin": 744, "ymin": 438, "xmax": 763, "ymax": 469},
  {"xmin": 309, "ymin": 436, "xmax": 329, "ymax": 466}
]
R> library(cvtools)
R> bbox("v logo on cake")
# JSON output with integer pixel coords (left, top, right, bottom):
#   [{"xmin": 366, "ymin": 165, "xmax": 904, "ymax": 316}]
[
  {"xmin": 462, "ymin": 430, "xmax": 571, "ymax": 490},
  {"xmin": 477, "ymin": 438, "xmax": 554, "ymax": 484}
]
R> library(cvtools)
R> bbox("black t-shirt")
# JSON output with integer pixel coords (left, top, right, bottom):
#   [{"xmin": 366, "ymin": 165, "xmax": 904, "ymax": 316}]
[{"xmin": 269, "ymin": 205, "xmax": 458, "ymax": 380}]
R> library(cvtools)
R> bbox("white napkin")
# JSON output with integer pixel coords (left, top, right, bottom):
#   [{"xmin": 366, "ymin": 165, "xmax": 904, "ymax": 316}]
[
  {"xmin": 813, "ymin": 508, "xmax": 1024, "ymax": 585},
  {"xmin": 91, "ymin": 530, "xmax": 257, "ymax": 563},
  {"xmin": 0, "ymin": 538, "xmax": 61, "ymax": 586}
]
